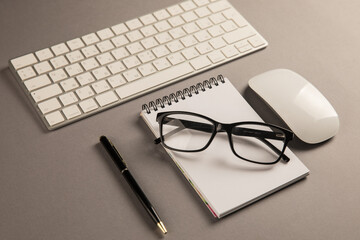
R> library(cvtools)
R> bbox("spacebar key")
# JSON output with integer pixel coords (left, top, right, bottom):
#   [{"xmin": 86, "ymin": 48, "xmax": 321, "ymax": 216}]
[{"xmin": 115, "ymin": 62, "xmax": 194, "ymax": 99}]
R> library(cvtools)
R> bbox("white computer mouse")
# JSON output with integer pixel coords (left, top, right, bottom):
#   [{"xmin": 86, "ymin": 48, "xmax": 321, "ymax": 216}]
[{"xmin": 248, "ymin": 69, "xmax": 339, "ymax": 144}]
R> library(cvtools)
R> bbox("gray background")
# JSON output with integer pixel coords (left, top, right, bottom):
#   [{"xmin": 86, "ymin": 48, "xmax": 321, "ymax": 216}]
[{"xmin": 1, "ymin": 0, "xmax": 360, "ymax": 239}]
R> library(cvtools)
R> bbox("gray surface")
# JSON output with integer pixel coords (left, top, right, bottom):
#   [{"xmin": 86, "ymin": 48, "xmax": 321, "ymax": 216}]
[{"xmin": 1, "ymin": 0, "xmax": 359, "ymax": 239}]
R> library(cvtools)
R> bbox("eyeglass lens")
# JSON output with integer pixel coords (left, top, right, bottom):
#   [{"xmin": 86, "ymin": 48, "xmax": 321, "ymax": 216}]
[
  {"xmin": 231, "ymin": 124, "xmax": 286, "ymax": 163},
  {"xmin": 161, "ymin": 113, "xmax": 215, "ymax": 151}
]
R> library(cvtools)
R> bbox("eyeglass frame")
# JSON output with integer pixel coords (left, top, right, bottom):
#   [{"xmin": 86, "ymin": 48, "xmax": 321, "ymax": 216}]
[{"xmin": 154, "ymin": 111, "xmax": 294, "ymax": 165}]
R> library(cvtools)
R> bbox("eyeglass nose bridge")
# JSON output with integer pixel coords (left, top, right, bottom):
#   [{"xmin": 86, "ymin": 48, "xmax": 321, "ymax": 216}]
[{"xmin": 215, "ymin": 123, "xmax": 231, "ymax": 133}]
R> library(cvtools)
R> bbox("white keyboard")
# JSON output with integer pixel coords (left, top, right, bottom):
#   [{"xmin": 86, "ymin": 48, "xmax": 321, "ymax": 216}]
[{"xmin": 9, "ymin": 0, "xmax": 267, "ymax": 130}]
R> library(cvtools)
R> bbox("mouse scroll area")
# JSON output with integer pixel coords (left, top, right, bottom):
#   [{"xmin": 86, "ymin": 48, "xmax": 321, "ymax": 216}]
[{"xmin": 248, "ymin": 69, "xmax": 339, "ymax": 144}]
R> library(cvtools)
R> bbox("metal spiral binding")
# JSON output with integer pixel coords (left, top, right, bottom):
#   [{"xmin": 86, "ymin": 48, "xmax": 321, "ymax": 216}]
[{"xmin": 142, "ymin": 74, "xmax": 225, "ymax": 114}]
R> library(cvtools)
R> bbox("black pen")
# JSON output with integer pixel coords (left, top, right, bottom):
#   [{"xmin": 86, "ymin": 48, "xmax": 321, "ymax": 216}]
[{"xmin": 99, "ymin": 136, "xmax": 167, "ymax": 234}]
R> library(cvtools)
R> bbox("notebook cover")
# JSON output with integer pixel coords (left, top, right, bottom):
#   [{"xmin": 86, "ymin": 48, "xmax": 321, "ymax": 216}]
[{"xmin": 140, "ymin": 77, "xmax": 309, "ymax": 218}]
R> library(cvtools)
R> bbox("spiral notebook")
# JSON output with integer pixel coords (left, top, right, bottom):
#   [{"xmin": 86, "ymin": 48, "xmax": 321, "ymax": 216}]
[{"xmin": 140, "ymin": 75, "xmax": 309, "ymax": 218}]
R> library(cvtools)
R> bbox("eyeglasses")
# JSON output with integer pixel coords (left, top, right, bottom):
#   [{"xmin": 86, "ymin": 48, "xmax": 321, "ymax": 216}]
[{"xmin": 154, "ymin": 111, "xmax": 294, "ymax": 165}]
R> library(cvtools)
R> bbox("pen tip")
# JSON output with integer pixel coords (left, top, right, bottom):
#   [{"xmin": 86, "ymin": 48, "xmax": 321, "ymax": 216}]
[{"xmin": 157, "ymin": 221, "xmax": 167, "ymax": 234}]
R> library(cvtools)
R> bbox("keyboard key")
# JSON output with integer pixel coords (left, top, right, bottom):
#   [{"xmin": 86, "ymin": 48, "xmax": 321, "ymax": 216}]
[
  {"xmin": 123, "ymin": 56, "xmax": 141, "ymax": 68},
  {"xmin": 45, "ymin": 111, "xmax": 65, "ymax": 126},
  {"xmin": 140, "ymin": 25, "xmax": 158, "ymax": 37},
  {"xmin": 209, "ymin": 12, "xmax": 226, "ymax": 24},
  {"xmin": 223, "ymin": 27, "xmax": 256, "ymax": 44},
  {"xmin": 92, "ymin": 66, "xmax": 111, "ymax": 80},
  {"xmin": 24, "ymin": 75, "xmax": 52, "ymax": 91},
  {"xmin": 123, "ymin": 69, "xmax": 141, "ymax": 82},
  {"xmin": 125, "ymin": 18, "xmax": 143, "ymax": 30},
  {"xmin": 79, "ymin": 98, "xmax": 99, "ymax": 113},
  {"xmin": 169, "ymin": 27, "xmax": 186, "ymax": 39},
  {"xmin": 65, "ymin": 63, "xmax": 84, "ymax": 77},
  {"xmin": 97, "ymin": 28, "xmax": 115, "ymax": 40},
  {"xmin": 155, "ymin": 32, "xmax": 172, "ymax": 44},
  {"xmin": 223, "ymin": 9, "xmax": 248, "ymax": 27},
  {"xmin": 182, "ymin": 47, "xmax": 200, "ymax": 60},
  {"xmin": 195, "ymin": 6, "xmax": 211, "ymax": 18},
  {"xmin": 67, "ymin": 38, "xmax": 85, "ymax": 50},
  {"xmin": 76, "ymin": 86, "xmax": 95, "ymax": 100},
  {"xmin": 82, "ymin": 33, "xmax": 100, "ymax": 45},
  {"xmin": 111, "ymin": 35, "xmax": 129, "ymax": 47},
  {"xmin": 50, "ymin": 55, "xmax": 68, "ymax": 69},
  {"xmin": 167, "ymin": 5, "xmax": 184, "ymax": 16},
  {"xmin": 138, "ymin": 50, "xmax": 156, "ymax": 63},
  {"xmin": 181, "ymin": 11, "xmax": 198, "ymax": 22},
  {"xmin": 49, "ymin": 69, "xmax": 67, "ymax": 82},
  {"xmin": 183, "ymin": 22, "xmax": 200, "ymax": 34},
  {"xmin": 31, "ymin": 84, "xmax": 62, "ymax": 103},
  {"xmin": 194, "ymin": 0, "xmax": 209, "ymax": 7},
  {"xmin": 62, "ymin": 105, "xmax": 81, "ymax": 119},
  {"xmin": 51, "ymin": 43, "xmax": 69, "ymax": 56},
  {"xmin": 81, "ymin": 58, "xmax": 99, "ymax": 71},
  {"xmin": 76, "ymin": 72, "xmax": 95, "ymax": 86},
  {"xmin": 221, "ymin": 20, "xmax": 238, "ymax": 32},
  {"xmin": 221, "ymin": 45, "xmax": 239, "ymax": 58},
  {"xmin": 154, "ymin": 21, "xmax": 171, "ymax": 32},
  {"xmin": 196, "ymin": 42, "xmax": 213, "ymax": 54},
  {"xmin": 96, "ymin": 52, "xmax": 115, "ymax": 65},
  {"xmin": 167, "ymin": 40, "xmax": 184, "ymax": 52},
  {"xmin": 60, "ymin": 77, "xmax": 79, "ymax": 91},
  {"xmin": 208, "ymin": 50, "xmax": 225, "ymax": 63},
  {"xmin": 81, "ymin": 45, "xmax": 100, "ymax": 58},
  {"xmin": 97, "ymin": 40, "xmax": 115, "ymax": 52},
  {"xmin": 180, "ymin": 1, "xmax": 197, "ymax": 11},
  {"xmin": 35, "ymin": 49, "xmax": 54, "ymax": 62},
  {"xmin": 92, "ymin": 80, "xmax": 111, "ymax": 94},
  {"xmin": 140, "ymin": 14, "xmax": 157, "ymax": 25},
  {"xmin": 126, "ymin": 42, "xmax": 144, "ymax": 55},
  {"xmin": 190, "ymin": 55, "xmax": 211, "ymax": 70},
  {"xmin": 194, "ymin": 30, "xmax": 211, "ymax": 42},
  {"xmin": 107, "ymin": 61, "xmax": 126, "ymax": 74},
  {"xmin": 153, "ymin": 58, "xmax": 171, "ymax": 71},
  {"xmin": 138, "ymin": 63, "xmax": 157, "ymax": 76},
  {"xmin": 235, "ymin": 40, "xmax": 252, "ymax": 53},
  {"xmin": 209, "ymin": 36, "xmax": 226, "ymax": 49},
  {"xmin": 152, "ymin": 45, "xmax": 170, "ymax": 58},
  {"xmin": 66, "ymin": 50, "xmax": 84, "ymax": 63},
  {"xmin": 208, "ymin": 25, "xmax": 225, "ymax": 37},
  {"xmin": 107, "ymin": 74, "xmax": 127, "ymax": 88},
  {"xmin": 95, "ymin": 91, "xmax": 118, "ymax": 106},
  {"xmin": 141, "ymin": 37, "xmax": 159, "ymax": 49},
  {"xmin": 153, "ymin": 9, "xmax": 170, "ymax": 21},
  {"xmin": 38, "ymin": 98, "xmax": 61, "ymax": 114},
  {"xmin": 59, "ymin": 92, "xmax": 78, "ymax": 106},
  {"xmin": 248, "ymin": 35, "xmax": 266, "ymax": 48},
  {"xmin": 180, "ymin": 35, "xmax": 198, "ymax": 47},
  {"xmin": 167, "ymin": 52, "xmax": 185, "ymax": 65},
  {"xmin": 111, "ymin": 23, "xmax": 129, "ymax": 35},
  {"xmin": 115, "ymin": 62, "xmax": 193, "ymax": 99},
  {"xmin": 111, "ymin": 47, "xmax": 130, "ymax": 60},
  {"xmin": 34, "ymin": 61, "xmax": 52, "ymax": 75},
  {"xmin": 126, "ymin": 30, "xmax": 144, "ymax": 42},
  {"xmin": 208, "ymin": 1, "xmax": 231, "ymax": 13},
  {"xmin": 17, "ymin": 66, "xmax": 36, "ymax": 80},
  {"xmin": 168, "ymin": 16, "xmax": 185, "ymax": 27},
  {"xmin": 196, "ymin": 18, "xmax": 213, "ymax": 29}
]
